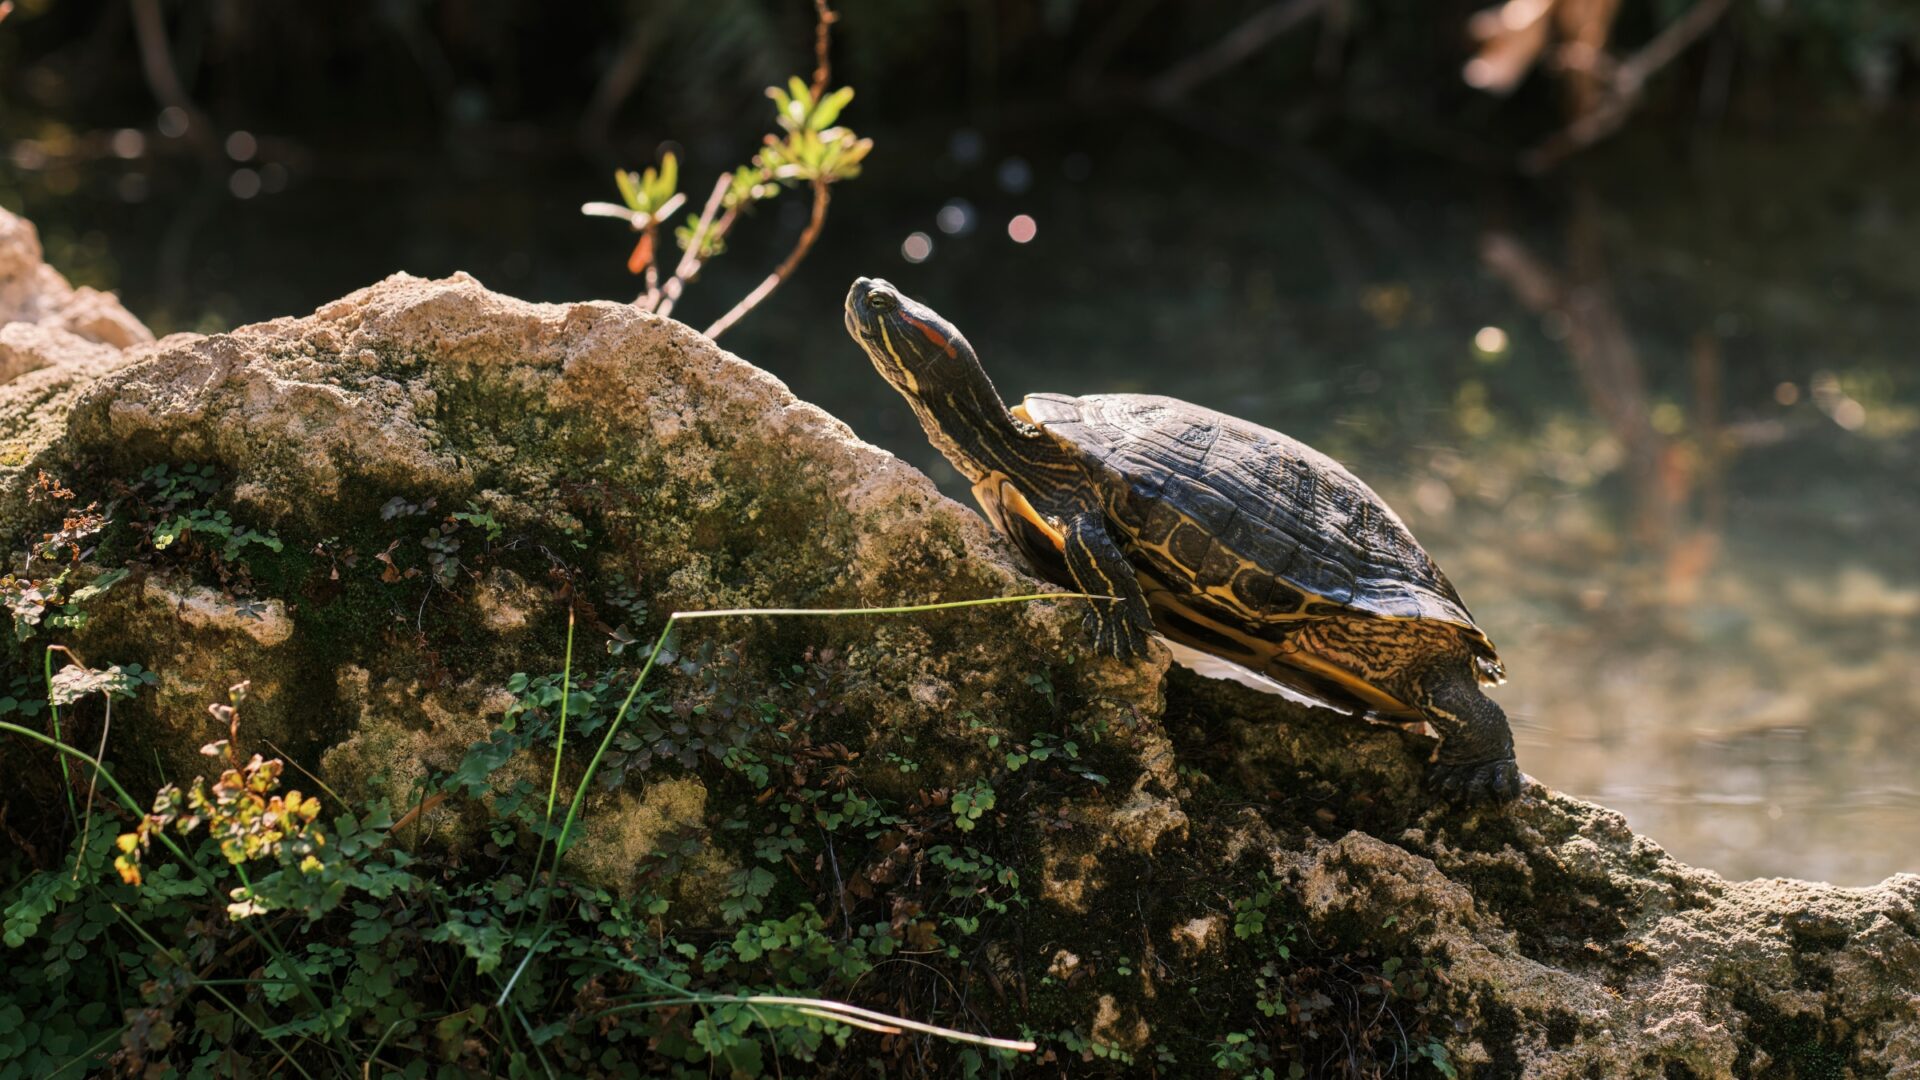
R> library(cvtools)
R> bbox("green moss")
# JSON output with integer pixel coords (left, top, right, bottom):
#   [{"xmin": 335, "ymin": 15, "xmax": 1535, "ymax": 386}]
[{"xmin": 1731, "ymin": 992, "xmax": 1854, "ymax": 1080}]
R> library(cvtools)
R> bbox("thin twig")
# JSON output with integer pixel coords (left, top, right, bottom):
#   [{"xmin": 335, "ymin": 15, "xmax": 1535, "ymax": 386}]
[
  {"xmin": 1523, "ymin": 0, "xmax": 1732, "ymax": 172},
  {"xmin": 44, "ymin": 646, "xmax": 82, "ymax": 829},
  {"xmin": 74, "ymin": 696, "xmax": 114, "ymax": 878},
  {"xmin": 809, "ymin": 0, "xmax": 838, "ymax": 98},
  {"xmin": 128, "ymin": 0, "xmax": 217, "ymax": 154},
  {"xmin": 388, "ymin": 791, "xmax": 448, "ymax": 838},
  {"xmin": 653, "ymin": 173, "xmax": 732, "ymax": 318},
  {"xmin": 1148, "ymin": 0, "xmax": 1332, "ymax": 102},
  {"xmin": 822, "ymin": 826, "xmax": 852, "ymax": 939},
  {"xmin": 640, "ymin": 221, "xmax": 662, "ymax": 308},
  {"xmin": 703, "ymin": 178, "xmax": 830, "ymax": 340},
  {"xmin": 1069, "ymin": 0, "xmax": 1163, "ymax": 93},
  {"xmin": 578, "ymin": 0, "xmax": 687, "ymax": 150}
]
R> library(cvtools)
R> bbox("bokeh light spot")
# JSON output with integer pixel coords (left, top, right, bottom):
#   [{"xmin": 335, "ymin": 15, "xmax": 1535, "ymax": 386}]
[
  {"xmin": 1007, "ymin": 214, "xmax": 1037, "ymax": 244},
  {"xmin": 901, "ymin": 232, "xmax": 932, "ymax": 263},
  {"xmin": 948, "ymin": 129, "xmax": 983, "ymax": 166},
  {"xmin": 936, "ymin": 199, "xmax": 975, "ymax": 236},
  {"xmin": 996, "ymin": 157, "xmax": 1032, "ymax": 194},
  {"xmin": 225, "ymin": 130, "xmax": 258, "ymax": 162},
  {"xmin": 229, "ymin": 168, "xmax": 262, "ymax": 199},
  {"xmin": 1473, "ymin": 325, "xmax": 1509, "ymax": 357}
]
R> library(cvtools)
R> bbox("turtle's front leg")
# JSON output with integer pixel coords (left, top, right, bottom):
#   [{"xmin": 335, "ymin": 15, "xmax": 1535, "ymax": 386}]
[
  {"xmin": 1061, "ymin": 514, "xmax": 1156, "ymax": 661},
  {"xmin": 1411, "ymin": 664, "xmax": 1523, "ymax": 805}
]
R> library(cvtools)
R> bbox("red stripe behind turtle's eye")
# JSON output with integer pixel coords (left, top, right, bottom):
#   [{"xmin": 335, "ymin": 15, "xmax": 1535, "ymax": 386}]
[{"xmin": 901, "ymin": 315, "xmax": 958, "ymax": 358}]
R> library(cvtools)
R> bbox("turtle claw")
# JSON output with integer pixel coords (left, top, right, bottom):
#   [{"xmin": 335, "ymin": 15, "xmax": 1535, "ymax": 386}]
[
  {"xmin": 1428, "ymin": 757, "xmax": 1523, "ymax": 807},
  {"xmin": 1083, "ymin": 606, "xmax": 1154, "ymax": 662}
]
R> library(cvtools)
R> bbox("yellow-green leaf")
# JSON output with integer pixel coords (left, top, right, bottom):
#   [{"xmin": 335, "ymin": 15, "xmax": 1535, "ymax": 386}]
[{"xmin": 614, "ymin": 169, "xmax": 643, "ymax": 212}]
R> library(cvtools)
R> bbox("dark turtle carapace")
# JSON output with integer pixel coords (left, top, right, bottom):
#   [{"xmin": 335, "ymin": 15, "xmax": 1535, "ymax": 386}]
[{"xmin": 843, "ymin": 277, "xmax": 1522, "ymax": 804}]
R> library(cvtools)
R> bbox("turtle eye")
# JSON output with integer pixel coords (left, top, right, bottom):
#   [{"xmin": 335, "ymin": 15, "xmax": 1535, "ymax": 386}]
[{"xmin": 866, "ymin": 289, "xmax": 898, "ymax": 313}]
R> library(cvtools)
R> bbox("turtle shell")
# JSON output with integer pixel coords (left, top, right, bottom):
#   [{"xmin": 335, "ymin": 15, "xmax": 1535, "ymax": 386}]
[{"xmin": 1020, "ymin": 392, "xmax": 1501, "ymax": 682}]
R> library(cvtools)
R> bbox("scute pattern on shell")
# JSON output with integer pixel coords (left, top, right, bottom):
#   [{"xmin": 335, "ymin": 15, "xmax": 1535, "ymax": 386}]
[{"xmin": 1022, "ymin": 391, "xmax": 1500, "ymax": 669}]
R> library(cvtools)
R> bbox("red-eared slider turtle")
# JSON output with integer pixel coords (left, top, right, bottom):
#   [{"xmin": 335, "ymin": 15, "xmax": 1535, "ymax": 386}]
[{"xmin": 844, "ymin": 277, "xmax": 1522, "ymax": 804}]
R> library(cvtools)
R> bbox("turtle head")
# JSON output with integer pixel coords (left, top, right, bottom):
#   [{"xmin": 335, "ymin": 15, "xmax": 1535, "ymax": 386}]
[{"xmin": 844, "ymin": 277, "xmax": 982, "ymax": 401}]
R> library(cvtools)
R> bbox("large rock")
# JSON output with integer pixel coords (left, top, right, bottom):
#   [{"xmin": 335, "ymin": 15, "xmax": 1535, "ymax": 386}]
[
  {"xmin": 10, "ymin": 268, "xmax": 1918, "ymax": 1076},
  {"xmin": 0, "ymin": 208, "xmax": 152, "ymax": 352},
  {"xmin": 0, "ymin": 206, "xmax": 152, "ymax": 543}
]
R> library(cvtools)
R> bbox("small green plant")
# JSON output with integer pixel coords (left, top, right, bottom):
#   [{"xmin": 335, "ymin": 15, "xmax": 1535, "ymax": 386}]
[
  {"xmin": 133, "ymin": 463, "xmax": 283, "ymax": 568},
  {"xmin": 1417, "ymin": 1037, "xmax": 1459, "ymax": 1078},
  {"xmin": 1, "ymin": 473, "xmax": 128, "ymax": 643},
  {"xmin": 1055, "ymin": 1026, "xmax": 1136, "ymax": 1066},
  {"xmin": 1233, "ymin": 874, "xmax": 1287, "ymax": 945},
  {"xmin": 582, "ymin": 0, "xmax": 871, "ymax": 337},
  {"xmin": 950, "ymin": 778, "xmax": 997, "ymax": 832},
  {"xmin": 1214, "ymin": 871, "xmax": 1464, "ymax": 1077},
  {"xmin": 1211, "ymin": 1029, "xmax": 1285, "ymax": 1077},
  {"xmin": 151, "ymin": 507, "xmax": 283, "ymax": 563},
  {"xmin": 47, "ymin": 660, "xmax": 155, "ymax": 707}
]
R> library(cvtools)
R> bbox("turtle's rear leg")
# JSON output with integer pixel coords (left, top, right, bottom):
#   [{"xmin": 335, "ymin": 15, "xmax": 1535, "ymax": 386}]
[{"xmin": 1411, "ymin": 664, "xmax": 1522, "ymax": 805}]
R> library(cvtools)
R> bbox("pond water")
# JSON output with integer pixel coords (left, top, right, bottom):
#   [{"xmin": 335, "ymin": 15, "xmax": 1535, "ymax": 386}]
[{"xmin": 12, "ymin": 125, "xmax": 1917, "ymax": 885}]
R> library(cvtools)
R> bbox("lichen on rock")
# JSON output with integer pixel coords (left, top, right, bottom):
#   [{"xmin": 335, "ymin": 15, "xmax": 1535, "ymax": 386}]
[{"xmin": 4, "ymin": 250, "xmax": 1916, "ymax": 1077}]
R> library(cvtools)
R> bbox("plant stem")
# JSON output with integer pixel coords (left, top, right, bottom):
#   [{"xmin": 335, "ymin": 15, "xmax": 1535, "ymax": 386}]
[
  {"xmin": 810, "ymin": 0, "xmax": 838, "ymax": 98},
  {"xmin": 653, "ymin": 173, "xmax": 732, "ymax": 319},
  {"xmin": 73, "ymin": 695, "xmax": 113, "ymax": 880},
  {"xmin": 519, "ymin": 605, "xmax": 575, "ymax": 935},
  {"xmin": 703, "ymin": 178, "xmax": 830, "ymax": 340},
  {"xmin": 639, "ymin": 222, "xmax": 662, "ymax": 308},
  {"xmin": 45, "ymin": 646, "xmax": 78, "ymax": 827}
]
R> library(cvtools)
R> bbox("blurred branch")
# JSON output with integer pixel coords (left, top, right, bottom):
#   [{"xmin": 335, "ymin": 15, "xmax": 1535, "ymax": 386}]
[
  {"xmin": 1481, "ymin": 209, "xmax": 1680, "ymax": 550},
  {"xmin": 704, "ymin": 177, "xmax": 829, "ymax": 340},
  {"xmin": 809, "ymin": 0, "xmax": 838, "ymax": 98},
  {"xmin": 1149, "ymin": 0, "xmax": 1332, "ymax": 102},
  {"xmin": 580, "ymin": 0, "xmax": 687, "ymax": 153},
  {"xmin": 129, "ymin": 0, "xmax": 216, "ymax": 154},
  {"xmin": 1612, "ymin": 0, "xmax": 1731, "ymax": 96},
  {"xmin": 0, "ymin": 3, "xmax": 13, "ymax": 25},
  {"xmin": 1522, "ymin": 0, "xmax": 1732, "ymax": 172},
  {"xmin": 1070, "ymin": 0, "xmax": 1163, "ymax": 93}
]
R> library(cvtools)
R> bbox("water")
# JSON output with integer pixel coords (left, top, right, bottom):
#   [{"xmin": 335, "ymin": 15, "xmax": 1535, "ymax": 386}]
[{"xmin": 11, "ymin": 126, "xmax": 1917, "ymax": 885}]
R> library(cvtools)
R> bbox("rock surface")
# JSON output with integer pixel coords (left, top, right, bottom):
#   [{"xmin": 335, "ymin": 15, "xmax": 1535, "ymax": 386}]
[
  {"xmin": 0, "ymin": 206, "xmax": 152, "ymax": 542},
  {"xmin": 5, "ymin": 249, "xmax": 1916, "ymax": 1076}
]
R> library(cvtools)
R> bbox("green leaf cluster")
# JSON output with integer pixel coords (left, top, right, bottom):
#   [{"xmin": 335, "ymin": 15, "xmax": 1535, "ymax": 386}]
[{"xmin": 615, "ymin": 152, "xmax": 680, "ymax": 217}]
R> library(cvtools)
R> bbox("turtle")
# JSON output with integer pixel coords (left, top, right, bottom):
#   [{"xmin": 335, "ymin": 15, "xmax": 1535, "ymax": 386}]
[{"xmin": 843, "ymin": 277, "xmax": 1523, "ymax": 804}]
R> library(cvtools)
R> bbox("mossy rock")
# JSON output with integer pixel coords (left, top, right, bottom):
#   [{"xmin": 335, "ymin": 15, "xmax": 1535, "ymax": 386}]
[{"xmin": 5, "ymin": 268, "xmax": 1917, "ymax": 1077}]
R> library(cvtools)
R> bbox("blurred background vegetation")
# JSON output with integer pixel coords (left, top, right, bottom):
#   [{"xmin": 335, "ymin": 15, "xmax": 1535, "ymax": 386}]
[{"xmin": 3, "ymin": 0, "xmax": 1917, "ymax": 884}]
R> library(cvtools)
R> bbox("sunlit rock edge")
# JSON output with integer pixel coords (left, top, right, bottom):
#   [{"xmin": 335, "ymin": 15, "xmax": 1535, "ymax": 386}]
[{"xmin": 3, "ymin": 206, "xmax": 1916, "ymax": 1078}]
